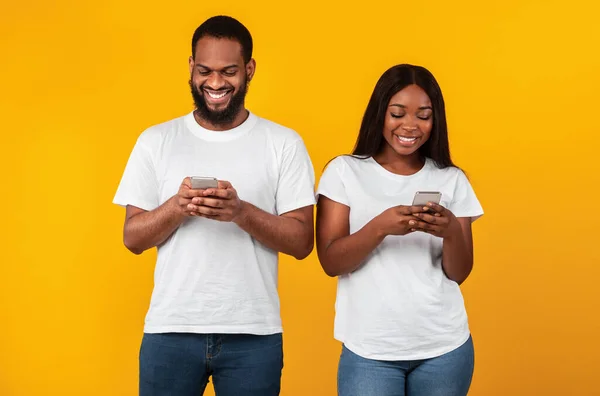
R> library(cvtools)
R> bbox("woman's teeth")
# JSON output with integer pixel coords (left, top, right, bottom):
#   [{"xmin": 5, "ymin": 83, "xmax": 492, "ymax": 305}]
[{"xmin": 397, "ymin": 136, "xmax": 417, "ymax": 142}]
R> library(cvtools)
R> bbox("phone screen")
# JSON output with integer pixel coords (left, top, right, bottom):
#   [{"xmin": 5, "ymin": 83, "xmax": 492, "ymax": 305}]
[{"xmin": 412, "ymin": 192, "xmax": 441, "ymax": 206}]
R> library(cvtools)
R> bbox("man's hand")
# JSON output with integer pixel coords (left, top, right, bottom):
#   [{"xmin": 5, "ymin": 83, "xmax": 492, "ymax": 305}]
[
  {"xmin": 173, "ymin": 177, "xmax": 210, "ymax": 217},
  {"xmin": 187, "ymin": 180, "xmax": 245, "ymax": 222}
]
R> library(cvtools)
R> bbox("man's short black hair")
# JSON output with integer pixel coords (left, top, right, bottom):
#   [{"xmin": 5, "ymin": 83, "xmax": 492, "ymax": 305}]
[{"xmin": 191, "ymin": 15, "xmax": 253, "ymax": 64}]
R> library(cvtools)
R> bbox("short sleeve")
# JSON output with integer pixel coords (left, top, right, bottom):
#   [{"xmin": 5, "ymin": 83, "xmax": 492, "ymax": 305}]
[
  {"xmin": 112, "ymin": 131, "xmax": 160, "ymax": 212},
  {"xmin": 315, "ymin": 156, "xmax": 349, "ymax": 206},
  {"xmin": 275, "ymin": 138, "xmax": 317, "ymax": 215},
  {"xmin": 449, "ymin": 170, "xmax": 484, "ymax": 221}
]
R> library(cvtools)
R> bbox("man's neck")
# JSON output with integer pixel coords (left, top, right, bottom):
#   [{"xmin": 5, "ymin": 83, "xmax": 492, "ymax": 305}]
[{"xmin": 193, "ymin": 109, "xmax": 249, "ymax": 131}]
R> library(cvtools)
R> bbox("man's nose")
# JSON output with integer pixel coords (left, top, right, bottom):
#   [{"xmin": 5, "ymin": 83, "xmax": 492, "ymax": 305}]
[{"xmin": 205, "ymin": 73, "xmax": 226, "ymax": 90}]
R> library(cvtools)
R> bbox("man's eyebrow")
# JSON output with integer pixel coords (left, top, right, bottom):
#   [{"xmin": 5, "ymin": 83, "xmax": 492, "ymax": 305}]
[{"xmin": 196, "ymin": 64, "xmax": 239, "ymax": 70}]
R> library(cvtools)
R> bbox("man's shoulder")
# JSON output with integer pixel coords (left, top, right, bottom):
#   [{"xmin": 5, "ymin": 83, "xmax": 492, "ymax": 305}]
[
  {"xmin": 135, "ymin": 113, "xmax": 189, "ymax": 146},
  {"xmin": 252, "ymin": 113, "xmax": 304, "ymax": 144}
]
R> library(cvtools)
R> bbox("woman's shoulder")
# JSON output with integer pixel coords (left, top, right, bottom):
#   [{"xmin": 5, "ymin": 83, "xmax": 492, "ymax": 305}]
[
  {"xmin": 424, "ymin": 160, "xmax": 476, "ymax": 195},
  {"xmin": 323, "ymin": 155, "xmax": 377, "ymax": 183},
  {"xmin": 426, "ymin": 159, "xmax": 465, "ymax": 178},
  {"xmin": 325, "ymin": 154, "xmax": 371, "ymax": 171}
]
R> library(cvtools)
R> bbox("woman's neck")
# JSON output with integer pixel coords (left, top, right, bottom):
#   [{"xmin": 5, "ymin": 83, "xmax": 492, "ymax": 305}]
[{"xmin": 373, "ymin": 148, "xmax": 425, "ymax": 176}]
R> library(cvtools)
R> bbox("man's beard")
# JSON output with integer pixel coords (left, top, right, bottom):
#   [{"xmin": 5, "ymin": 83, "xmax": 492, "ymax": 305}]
[{"xmin": 190, "ymin": 77, "xmax": 248, "ymax": 127}]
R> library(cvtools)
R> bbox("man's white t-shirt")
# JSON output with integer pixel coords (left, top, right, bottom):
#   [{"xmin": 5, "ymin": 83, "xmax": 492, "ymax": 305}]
[
  {"xmin": 316, "ymin": 155, "xmax": 483, "ymax": 361},
  {"xmin": 113, "ymin": 111, "xmax": 316, "ymax": 335}
]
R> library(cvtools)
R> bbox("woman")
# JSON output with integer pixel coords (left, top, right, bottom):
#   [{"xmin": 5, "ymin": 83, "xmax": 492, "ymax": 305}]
[{"xmin": 315, "ymin": 64, "xmax": 483, "ymax": 396}]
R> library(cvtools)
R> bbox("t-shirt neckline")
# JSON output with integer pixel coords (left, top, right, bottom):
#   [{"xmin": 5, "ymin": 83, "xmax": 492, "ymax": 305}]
[
  {"xmin": 184, "ymin": 110, "xmax": 258, "ymax": 142},
  {"xmin": 366, "ymin": 156, "xmax": 432, "ymax": 180}
]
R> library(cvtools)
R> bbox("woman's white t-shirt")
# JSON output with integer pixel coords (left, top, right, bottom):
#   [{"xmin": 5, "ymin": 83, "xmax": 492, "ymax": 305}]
[{"xmin": 316, "ymin": 155, "xmax": 484, "ymax": 361}]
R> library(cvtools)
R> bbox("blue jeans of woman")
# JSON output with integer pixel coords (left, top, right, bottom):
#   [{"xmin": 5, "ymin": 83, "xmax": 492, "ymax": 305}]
[{"xmin": 338, "ymin": 335, "xmax": 474, "ymax": 396}]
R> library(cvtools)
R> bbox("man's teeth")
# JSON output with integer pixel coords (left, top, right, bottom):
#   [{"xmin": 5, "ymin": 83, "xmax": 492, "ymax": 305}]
[
  {"xmin": 206, "ymin": 91, "xmax": 228, "ymax": 99},
  {"xmin": 397, "ymin": 136, "xmax": 417, "ymax": 142}
]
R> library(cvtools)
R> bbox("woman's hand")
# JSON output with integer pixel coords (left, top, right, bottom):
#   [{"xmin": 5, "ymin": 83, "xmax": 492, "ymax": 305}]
[
  {"xmin": 409, "ymin": 202, "xmax": 462, "ymax": 238},
  {"xmin": 374, "ymin": 205, "xmax": 425, "ymax": 236}
]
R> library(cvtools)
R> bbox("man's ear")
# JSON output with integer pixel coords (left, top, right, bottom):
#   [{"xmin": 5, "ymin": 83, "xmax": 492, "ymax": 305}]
[
  {"xmin": 188, "ymin": 56, "xmax": 195, "ymax": 75},
  {"xmin": 246, "ymin": 58, "xmax": 256, "ymax": 82}
]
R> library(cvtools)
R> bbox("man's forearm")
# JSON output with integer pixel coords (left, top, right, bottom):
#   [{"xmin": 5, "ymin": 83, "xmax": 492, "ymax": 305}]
[
  {"xmin": 123, "ymin": 196, "xmax": 186, "ymax": 254},
  {"xmin": 233, "ymin": 201, "xmax": 313, "ymax": 260}
]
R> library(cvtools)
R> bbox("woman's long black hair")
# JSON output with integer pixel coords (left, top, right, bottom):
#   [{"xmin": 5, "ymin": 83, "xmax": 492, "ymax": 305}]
[{"xmin": 351, "ymin": 64, "xmax": 458, "ymax": 169}]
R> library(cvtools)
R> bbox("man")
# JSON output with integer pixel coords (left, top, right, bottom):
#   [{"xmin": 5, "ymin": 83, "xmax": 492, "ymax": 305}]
[{"xmin": 113, "ymin": 15, "xmax": 316, "ymax": 396}]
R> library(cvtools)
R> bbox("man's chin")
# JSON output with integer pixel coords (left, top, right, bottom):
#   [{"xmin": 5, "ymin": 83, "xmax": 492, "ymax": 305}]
[
  {"xmin": 205, "ymin": 102, "xmax": 230, "ymax": 112},
  {"xmin": 192, "ymin": 83, "xmax": 247, "ymax": 126},
  {"xmin": 196, "ymin": 106, "xmax": 238, "ymax": 125}
]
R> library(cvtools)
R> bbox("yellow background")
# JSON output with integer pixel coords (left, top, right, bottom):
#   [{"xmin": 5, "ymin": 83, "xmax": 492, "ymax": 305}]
[{"xmin": 1, "ymin": 0, "xmax": 599, "ymax": 395}]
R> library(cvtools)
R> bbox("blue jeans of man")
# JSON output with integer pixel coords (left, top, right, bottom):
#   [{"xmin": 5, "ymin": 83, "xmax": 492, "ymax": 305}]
[{"xmin": 139, "ymin": 332, "xmax": 283, "ymax": 396}]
